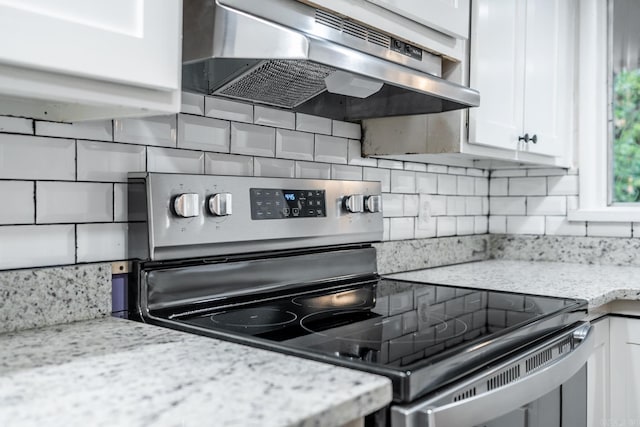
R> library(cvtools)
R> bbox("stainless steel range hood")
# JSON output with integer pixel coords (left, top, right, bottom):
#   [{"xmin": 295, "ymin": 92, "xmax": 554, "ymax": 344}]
[{"xmin": 182, "ymin": 0, "xmax": 480, "ymax": 121}]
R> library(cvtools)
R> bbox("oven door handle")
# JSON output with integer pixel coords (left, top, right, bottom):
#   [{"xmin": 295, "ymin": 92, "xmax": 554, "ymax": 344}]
[{"xmin": 420, "ymin": 322, "xmax": 593, "ymax": 427}]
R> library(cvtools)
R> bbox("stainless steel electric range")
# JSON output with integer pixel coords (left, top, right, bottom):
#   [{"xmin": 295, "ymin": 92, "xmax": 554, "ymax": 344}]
[{"xmin": 128, "ymin": 173, "xmax": 593, "ymax": 427}]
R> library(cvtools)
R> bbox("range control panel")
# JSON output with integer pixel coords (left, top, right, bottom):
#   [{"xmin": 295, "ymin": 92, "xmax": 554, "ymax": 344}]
[{"xmin": 250, "ymin": 188, "xmax": 326, "ymax": 220}]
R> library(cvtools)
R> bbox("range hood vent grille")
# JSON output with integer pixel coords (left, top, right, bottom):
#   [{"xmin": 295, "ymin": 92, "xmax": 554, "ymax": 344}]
[
  {"xmin": 315, "ymin": 9, "xmax": 391, "ymax": 49},
  {"xmin": 215, "ymin": 60, "xmax": 337, "ymax": 108}
]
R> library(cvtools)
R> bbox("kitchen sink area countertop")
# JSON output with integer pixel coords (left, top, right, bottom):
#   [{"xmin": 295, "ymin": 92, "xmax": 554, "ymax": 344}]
[
  {"xmin": 0, "ymin": 317, "xmax": 391, "ymax": 427},
  {"xmin": 388, "ymin": 259, "xmax": 640, "ymax": 311}
]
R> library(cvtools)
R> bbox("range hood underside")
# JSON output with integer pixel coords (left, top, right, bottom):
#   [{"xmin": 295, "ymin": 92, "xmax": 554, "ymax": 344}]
[{"xmin": 183, "ymin": 58, "xmax": 473, "ymax": 122}]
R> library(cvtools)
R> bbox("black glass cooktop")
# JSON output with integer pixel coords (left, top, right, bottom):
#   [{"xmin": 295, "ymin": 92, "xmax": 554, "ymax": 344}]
[{"xmin": 175, "ymin": 277, "xmax": 586, "ymax": 396}]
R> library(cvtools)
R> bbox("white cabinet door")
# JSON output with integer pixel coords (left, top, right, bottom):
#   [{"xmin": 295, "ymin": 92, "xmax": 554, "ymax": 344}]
[
  {"xmin": 587, "ymin": 317, "xmax": 610, "ymax": 427},
  {"xmin": 610, "ymin": 317, "xmax": 640, "ymax": 425},
  {"xmin": 468, "ymin": 0, "xmax": 526, "ymax": 151},
  {"xmin": 0, "ymin": 0, "xmax": 181, "ymax": 121},
  {"xmin": 520, "ymin": 0, "xmax": 575, "ymax": 157},
  {"xmin": 0, "ymin": 0, "xmax": 181, "ymax": 91},
  {"xmin": 365, "ymin": 0, "xmax": 470, "ymax": 39}
]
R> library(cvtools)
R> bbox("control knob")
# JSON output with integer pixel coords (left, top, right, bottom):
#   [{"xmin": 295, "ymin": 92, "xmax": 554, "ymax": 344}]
[
  {"xmin": 343, "ymin": 194, "xmax": 364, "ymax": 213},
  {"xmin": 173, "ymin": 193, "xmax": 200, "ymax": 218},
  {"xmin": 365, "ymin": 195, "xmax": 382, "ymax": 213},
  {"xmin": 209, "ymin": 193, "xmax": 233, "ymax": 216}
]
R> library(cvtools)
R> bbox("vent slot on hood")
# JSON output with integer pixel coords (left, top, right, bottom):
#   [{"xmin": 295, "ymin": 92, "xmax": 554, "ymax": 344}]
[{"xmin": 315, "ymin": 9, "xmax": 391, "ymax": 49}]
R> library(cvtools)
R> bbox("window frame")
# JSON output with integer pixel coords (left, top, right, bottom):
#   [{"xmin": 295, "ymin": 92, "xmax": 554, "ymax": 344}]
[{"xmin": 568, "ymin": 0, "xmax": 640, "ymax": 221}]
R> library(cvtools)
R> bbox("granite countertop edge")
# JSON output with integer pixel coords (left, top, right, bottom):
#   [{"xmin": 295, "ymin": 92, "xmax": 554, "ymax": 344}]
[{"xmin": 0, "ymin": 317, "xmax": 392, "ymax": 427}]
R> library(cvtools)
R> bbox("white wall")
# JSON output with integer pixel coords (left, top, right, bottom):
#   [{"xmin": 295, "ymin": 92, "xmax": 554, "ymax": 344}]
[{"xmin": 0, "ymin": 92, "xmax": 490, "ymax": 270}]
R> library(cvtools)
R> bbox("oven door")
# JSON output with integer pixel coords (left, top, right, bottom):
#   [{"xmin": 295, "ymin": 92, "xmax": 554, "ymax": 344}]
[{"xmin": 390, "ymin": 322, "xmax": 593, "ymax": 427}]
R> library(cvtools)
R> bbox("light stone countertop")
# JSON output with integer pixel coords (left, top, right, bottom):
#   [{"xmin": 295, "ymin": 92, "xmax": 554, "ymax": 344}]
[
  {"xmin": 387, "ymin": 259, "xmax": 640, "ymax": 311},
  {"xmin": 0, "ymin": 317, "xmax": 391, "ymax": 427}
]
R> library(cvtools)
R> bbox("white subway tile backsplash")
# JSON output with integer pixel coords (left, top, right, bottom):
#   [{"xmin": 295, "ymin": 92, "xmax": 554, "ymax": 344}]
[
  {"xmin": 296, "ymin": 113, "xmax": 331, "ymax": 135},
  {"xmin": 437, "ymin": 174, "xmax": 457, "ymax": 195},
  {"xmin": 448, "ymin": 167, "xmax": 466, "ymax": 175},
  {"xmin": 36, "ymin": 182, "xmax": 113, "ymax": 223},
  {"xmin": 457, "ymin": 176, "xmax": 475, "ymax": 195},
  {"xmin": 114, "ymin": 115, "xmax": 177, "ymax": 147},
  {"xmin": 0, "ymin": 134, "xmax": 75, "ymax": 180},
  {"xmin": 489, "ymin": 178, "xmax": 508, "ymax": 196},
  {"xmin": 205, "ymin": 97, "xmax": 253, "ymax": 123},
  {"xmin": 465, "ymin": 197, "xmax": 483, "ymax": 215},
  {"xmin": 230, "ymin": 122, "xmax": 276, "ymax": 157},
  {"xmin": 378, "ymin": 159, "xmax": 404, "ymax": 170},
  {"xmin": 508, "ymin": 177, "xmax": 546, "ymax": 196},
  {"xmin": 363, "ymin": 168, "xmax": 391, "ymax": 192},
  {"xmin": 506, "ymin": 216, "xmax": 545, "ymax": 235},
  {"xmin": 467, "ymin": 168, "xmax": 484, "ymax": 177},
  {"xmin": 114, "ymin": 183, "xmax": 127, "ymax": 222},
  {"xmin": 526, "ymin": 196, "xmax": 567, "ymax": 215},
  {"xmin": 295, "ymin": 161, "xmax": 331, "ymax": 179},
  {"xmin": 382, "ymin": 194, "xmax": 404, "ymax": 217},
  {"xmin": 437, "ymin": 217, "xmax": 456, "ymax": 237},
  {"xmin": 456, "ymin": 217, "xmax": 475, "ymax": 235},
  {"xmin": 177, "ymin": 114, "xmax": 230, "ymax": 153},
  {"xmin": 474, "ymin": 216, "xmax": 489, "ymax": 234},
  {"xmin": 180, "ymin": 92, "xmax": 205, "ymax": 115},
  {"xmin": 404, "ymin": 162, "xmax": 427, "ymax": 172},
  {"xmin": 415, "ymin": 215, "xmax": 437, "ymax": 239},
  {"xmin": 390, "ymin": 217, "xmax": 414, "ymax": 240},
  {"xmin": 36, "ymin": 120, "xmax": 112, "ymax": 141},
  {"xmin": 567, "ymin": 196, "xmax": 579, "ymax": 211},
  {"xmin": 348, "ymin": 139, "xmax": 377, "ymax": 167},
  {"xmin": 527, "ymin": 168, "xmax": 567, "ymax": 176},
  {"xmin": 0, "ymin": 181, "xmax": 34, "ymax": 224},
  {"xmin": 446, "ymin": 196, "xmax": 466, "ymax": 216},
  {"xmin": 331, "ymin": 164, "xmax": 362, "ymax": 180},
  {"xmin": 254, "ymin": 157, "xmax": 295, "ymax": 178},
  {"xmin": 391, "ymin": 170, "xmax": 416, "ymax": 193},
  {"xmin": 429, "ymin": 195, "xmax": 447, "ymax": 216},
  {"xmin": 147, "ymin": 147, "xmax": 204, "ymax": 174},
  {"xmin": 587, "ymin": 222, "xmax": 632, "ymax": 238},
  {"xmin": 383, "ymin": 218, "xmax": 390, "ymax": 241},
  {"xmin": 77, "ymin": 223, "xmax": 127, "ymax": 263},
  {"xmin": 254, "ymin": 106, "xmax": 295, "ymax": 129},
  {"xmin": 404, "ymin": 195, "xmax": 419, "ymax": 216},
  {"xmin": 332, "ymin": 120, "xmax": 361, "ymax": 139},
  {"xmin": 482, "ymin": 197, "xmax": 490, "ymax": 215},
  {"xmin": 416, "ymin": 173, "xmax": 437, "ymax": 194},
  {"xmin": 204, "ymin": 153, "xmax": 254, "ymax": 176},
  {"xmin": 490, "ymin": 197, "xmax": 526, "ymax": 215},
  {"xmin": 77, "ymin": 140, "xmax": 146, "ymax": 182},
  {"xmin": 489, "ymin": 216, "xmax": 506, "ymax": 233},
  {"xmin": 545, "ymin": 217, "xmax": 586, "ymax": 236},
  {"xmin": 0, "ymin": 116, "xmax": 33, "ymax": 134},
  {"xmin": 427, "ymin": 164, "xmax": 448, "ymax": 173},
  {"xmin": 315, "ymin": 135, "xmax": 348, "ymax": 164},
  {"xmin": 475, "ymin": 178, "xmax": 489, "ymax": 196},
  {"xmin": 634, "ymin": 223, "xmax": 640, "ymax": 238},
  {"xmin": 491, "ymin": 169, "xmax": 527, "ymax": 177},
  {"xmin": 0, "ymin": 225, "xmax": 75, "ymax": 269},
  {"xmin": 548, "ymin": 175, "xmax": 579, "ymax": 195},
  {"xmin": 276, "ymin": 129, "xmax": 314, "ymax": 161}
]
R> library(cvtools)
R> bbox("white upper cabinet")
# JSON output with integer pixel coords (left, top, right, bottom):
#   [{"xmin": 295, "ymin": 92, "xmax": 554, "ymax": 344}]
[
  {"xmin": 0, "ymin": 0, "xmax": 182, "ymax": 122},
  {"xmin": 365, "ymin": 0, "xmax": 470, "ymax": 39},
  {"xmin": 469, "ymin": 0, "xmax": 576, "ymax": 161}
]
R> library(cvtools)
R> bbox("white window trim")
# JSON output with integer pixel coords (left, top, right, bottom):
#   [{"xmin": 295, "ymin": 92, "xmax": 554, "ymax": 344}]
[{"xmin": 568, "ymin": 0, "xmax": 640, "ymax": 222}]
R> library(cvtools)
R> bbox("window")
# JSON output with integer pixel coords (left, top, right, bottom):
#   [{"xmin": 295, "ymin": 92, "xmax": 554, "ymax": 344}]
[
  {"xmin": 570, "ymin": 0, "xmax": 640, "ymax": 221},
  {"xmin": 611, "ymin": 0, "xmax": 640, "ymax": 203}
]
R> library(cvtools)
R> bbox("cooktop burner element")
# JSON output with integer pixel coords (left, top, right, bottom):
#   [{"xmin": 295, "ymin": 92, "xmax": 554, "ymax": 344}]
[{"xmin": 210, "ymin": 308, "xmax": 298, "ymax": 328}]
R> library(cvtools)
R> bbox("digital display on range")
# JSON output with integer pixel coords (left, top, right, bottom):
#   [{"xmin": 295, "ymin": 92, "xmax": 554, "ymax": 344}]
[{"xmin": 250, "ymin": 188, "xmax": 326, "ymax": 220}]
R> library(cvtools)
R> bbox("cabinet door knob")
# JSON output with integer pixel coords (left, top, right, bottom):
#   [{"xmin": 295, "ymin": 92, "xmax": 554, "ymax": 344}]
[
  {"xmin": 518, "ymin": 133, "xmax": 530, "ymax": 143},
  {"xmin": 530, "ymin": 134, "xmax": 537, "ymax": 144}
]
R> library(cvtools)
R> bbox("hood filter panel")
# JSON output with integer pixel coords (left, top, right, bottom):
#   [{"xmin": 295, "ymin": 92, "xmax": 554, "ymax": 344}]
[{"xmin": 214, "ymin": 59, "xmax": 337, "ymax": 108}]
